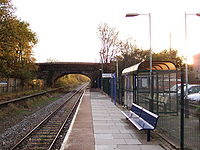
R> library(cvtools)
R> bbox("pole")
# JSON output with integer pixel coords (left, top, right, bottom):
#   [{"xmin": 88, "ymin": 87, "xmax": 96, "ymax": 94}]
[
  {"xmin": 180, "ymin": 67, "xmax": 185, "ymax": 150},
  {"xmin": 185, "ymin": 12, "xmax": 188, "ymax": 99},
  {"xmin": 169, "ymin": 33, "xmax": 172, "ymax": 52},
  {"xmin": 149, "ymin": 13, "xmax": 153, "ymax": 112},
  {"xmin": 101, "ymin": 60, "xmax": 104, "ymax": 91},
  {"xmin": 185, "ymin": 13, "xmax": 190, "ymax": 118},
  {"xmin": 116, "ymin": 60, "xmax": 119, "ymax": 103},
  {"xmin": 116, "ymin": 60, "xmax": 119, "ymax": 79}
]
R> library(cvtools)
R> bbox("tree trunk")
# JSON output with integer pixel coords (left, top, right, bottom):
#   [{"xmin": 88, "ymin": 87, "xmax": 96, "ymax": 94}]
[{"xmin": 6, "ymin": 78, "xmax": 9, "ymax": 92}]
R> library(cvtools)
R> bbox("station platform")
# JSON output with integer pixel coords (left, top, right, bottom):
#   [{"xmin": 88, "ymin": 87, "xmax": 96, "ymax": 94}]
[{"xmin": 61, "ymin": 89, "xmax": 166, "ymax": 150}]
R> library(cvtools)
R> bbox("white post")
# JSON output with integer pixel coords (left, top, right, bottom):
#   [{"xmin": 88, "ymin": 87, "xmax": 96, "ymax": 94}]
[{"xmin": 185, "ymin": 12, "xmax": 188, "ymax": 99}]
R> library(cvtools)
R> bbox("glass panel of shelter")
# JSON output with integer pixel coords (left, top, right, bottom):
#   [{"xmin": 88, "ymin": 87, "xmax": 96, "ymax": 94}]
[{"xmin": 133, "ymin": 71, "xmax": 179, "ymax": 114}]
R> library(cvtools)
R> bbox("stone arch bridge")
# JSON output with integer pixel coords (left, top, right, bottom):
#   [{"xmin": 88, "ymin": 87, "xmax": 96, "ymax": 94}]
[{"xmin": 37, "ymin": 62, "xmax": 113, "ymax": 87}]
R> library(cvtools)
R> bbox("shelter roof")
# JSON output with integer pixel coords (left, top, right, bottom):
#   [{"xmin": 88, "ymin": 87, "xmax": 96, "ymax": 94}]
[{"xmin": 122, "ymin": 61, "xmax": 176, "ymax": 75}]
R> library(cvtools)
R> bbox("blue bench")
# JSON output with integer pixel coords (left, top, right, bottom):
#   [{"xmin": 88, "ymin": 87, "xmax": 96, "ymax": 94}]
[{"xmin": 121, "ymin": 103, "xmax": 159, "ymax": 141}]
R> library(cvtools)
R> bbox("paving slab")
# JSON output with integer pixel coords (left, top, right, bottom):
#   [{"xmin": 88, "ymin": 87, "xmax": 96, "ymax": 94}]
[
  {"xmin": 90, "ymin": 91, "xmax": 165, "ymax": 150},
  {"xmin": 62, "ymin": 89, "xmax": 165, "ymax": 150}
]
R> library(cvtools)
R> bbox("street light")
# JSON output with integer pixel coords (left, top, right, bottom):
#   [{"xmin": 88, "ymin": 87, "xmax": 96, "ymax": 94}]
[
  {"xmin": 185, "ymin": 12, "xmax": 200, "ymax": 98},
  {"xmin": 125, "ymin": 13, "xmax": 153, "ymax": 110}
]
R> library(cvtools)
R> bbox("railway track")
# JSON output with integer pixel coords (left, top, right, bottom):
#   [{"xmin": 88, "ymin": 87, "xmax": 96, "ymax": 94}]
[
  {"xmin": 0, "ymin": 87, "xmax": 64, "ymax": 107},
  {"xmin": 11, "ymin": 84, "xmax": 87, "ymax": 150}
]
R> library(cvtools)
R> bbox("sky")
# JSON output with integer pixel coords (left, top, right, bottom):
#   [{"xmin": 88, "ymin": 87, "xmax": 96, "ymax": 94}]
[{"xmin": 12, "ymin": 0, "xmax": 200, "ymax": 64}]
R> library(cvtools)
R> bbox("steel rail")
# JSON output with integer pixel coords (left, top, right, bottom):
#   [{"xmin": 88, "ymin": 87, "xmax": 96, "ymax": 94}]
[
  {"xmin": 48, "ymin": 89, "xmax": 85, "ymax": 150},
  {"xmin": 11, "ymin": 83, "xmax": 88, "ymax": 150},
  {"xmin": 0, "ymin": 87, "xmax": 63, "ymax": 106}
]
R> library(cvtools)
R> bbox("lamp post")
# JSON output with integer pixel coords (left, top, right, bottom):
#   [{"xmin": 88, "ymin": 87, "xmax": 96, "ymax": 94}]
[
  {"xmin": 125, "ymin": 13, "xmax": 153, "ymax": 110},
  {"xmin": 184, "ymin": 12, "xmax": 200, "ymax": 99},
  {"xmin": 100, "ymin": 60, "xmax": 104, "ymax": 91}
]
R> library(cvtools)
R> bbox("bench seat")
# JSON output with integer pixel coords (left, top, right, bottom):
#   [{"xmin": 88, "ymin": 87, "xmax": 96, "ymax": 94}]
[{"xmin": 121, "ymin": 103, "xmax": 159, "ymax": 141}]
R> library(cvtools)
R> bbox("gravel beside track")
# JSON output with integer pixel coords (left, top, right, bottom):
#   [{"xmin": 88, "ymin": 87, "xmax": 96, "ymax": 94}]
[{"xmin": 0, "ymin": 90, "xmax": 75, "ymax": 150}]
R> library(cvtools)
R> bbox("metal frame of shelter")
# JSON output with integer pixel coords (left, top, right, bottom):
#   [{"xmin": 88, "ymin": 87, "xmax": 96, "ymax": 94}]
[{"xmin": 122, "ymin": 61, "xmax": 179, "ymax": 114}]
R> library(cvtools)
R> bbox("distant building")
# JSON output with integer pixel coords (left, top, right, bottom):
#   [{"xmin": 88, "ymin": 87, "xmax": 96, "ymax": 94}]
[{"xmin": 193, "ymin": 53, "xmax": 200, "ymax": 79}]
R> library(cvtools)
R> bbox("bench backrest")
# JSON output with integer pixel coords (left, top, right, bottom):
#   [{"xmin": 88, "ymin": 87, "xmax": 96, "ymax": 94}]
[
  {"xmin": 131, "ymin": 103, "xmax": 159, "ymax": 128},
  {"xmin": 140, "ymin": 108, "xmax": 159, "ymax": 128},
  {"xmin": 131, "ymin": 103, "xmax": 143, "ymax": 117}
]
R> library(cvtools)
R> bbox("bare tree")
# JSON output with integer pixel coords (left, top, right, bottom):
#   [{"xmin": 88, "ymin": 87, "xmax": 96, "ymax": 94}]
[
  {"xmin": 97, "ymin": 23, "xmax": 121, "ymax": 63},
  {"xmin": 46, "ymin": 57, "xmax": 59, "ymax": 63}
]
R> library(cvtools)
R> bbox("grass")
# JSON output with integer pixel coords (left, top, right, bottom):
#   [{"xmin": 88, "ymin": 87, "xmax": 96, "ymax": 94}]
[
  {"xmin": 28, "ymin": 96, "xmax": 58, "ymax": 108},
  {"xmin": 0, "ymin": 92, "xmax": 61, "ymax": 123},
  {"xmin": 0, "ymin": 88, "xmax": 48, "ymax": 102}
]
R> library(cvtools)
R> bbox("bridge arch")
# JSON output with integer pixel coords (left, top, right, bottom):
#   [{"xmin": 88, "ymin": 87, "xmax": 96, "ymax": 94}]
[
  {"xmin": 37, "ymin": 62, "xmax": 112, "ymax": 87},
  {"xmin": 53, "ymin": 72, "xmax": 92, "ymax": 87}
]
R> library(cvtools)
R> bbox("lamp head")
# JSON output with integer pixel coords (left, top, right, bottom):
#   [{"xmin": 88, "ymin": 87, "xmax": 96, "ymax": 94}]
[{"xmin": 125, "ymin": 13, "xmax": 139, "ymax": 17}]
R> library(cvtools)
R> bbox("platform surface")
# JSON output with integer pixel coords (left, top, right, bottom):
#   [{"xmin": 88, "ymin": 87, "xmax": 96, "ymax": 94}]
[{"xmin": 61, "ymin": 89, "xmax": 165, "ymax": 150}]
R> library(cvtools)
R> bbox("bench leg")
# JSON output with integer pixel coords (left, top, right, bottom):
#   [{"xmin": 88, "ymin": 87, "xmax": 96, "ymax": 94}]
[{"xmin": 147, "ymin": 130, "xmax": 151, "ymax": 142}]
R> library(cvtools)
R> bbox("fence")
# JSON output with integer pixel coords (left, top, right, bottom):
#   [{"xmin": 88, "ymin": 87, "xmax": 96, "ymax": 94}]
[
  {"xmin": 0, "ymin": 78, "xmax": 22, "ymax": 94},
  {"xmin": 100, "ymin": 61, "xmax": 200, "ymax": 150},
  {"xmin": 0, "ymin": 78, "xmax": 44, "ymax": 94}
]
